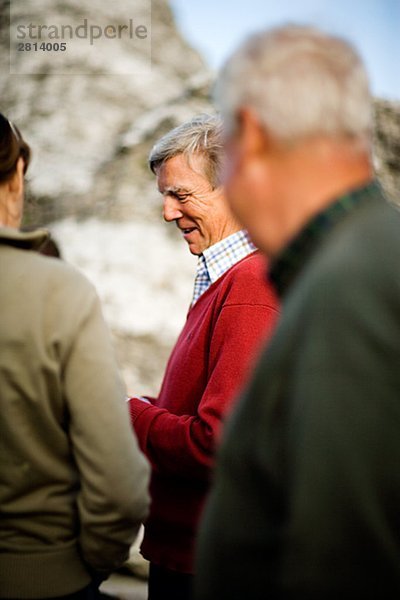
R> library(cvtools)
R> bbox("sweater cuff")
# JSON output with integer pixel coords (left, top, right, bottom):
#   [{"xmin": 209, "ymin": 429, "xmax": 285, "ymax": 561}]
[{"xmin": 128, "ymin": 397, "xmax": 152, "ymax": 423}]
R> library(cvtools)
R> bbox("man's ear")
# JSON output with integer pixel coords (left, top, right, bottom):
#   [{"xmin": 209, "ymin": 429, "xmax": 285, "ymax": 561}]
[
  {"xmin": 4, "ymin": 157, "xmax": 25, "ymax": 228},
  {"xmin": 8, "ymin": 157, "xmax": 24, "ymax": 197},
  {"xmin": 236, "ymin": 107, "xmax": 271, "ymax": 158}
]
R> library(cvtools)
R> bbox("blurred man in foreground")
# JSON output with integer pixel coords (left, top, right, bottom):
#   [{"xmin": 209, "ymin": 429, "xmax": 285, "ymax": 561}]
[
  {"xmin": 127, "ymin": 114, "xmax": 279, "ymax": 600},
  {"xmin": 196, "ymin": 25, "xmax": 400, "ymax": 599}
]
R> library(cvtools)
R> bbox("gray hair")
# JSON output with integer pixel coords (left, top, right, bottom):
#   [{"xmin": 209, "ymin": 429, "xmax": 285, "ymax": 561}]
[
  {"xmin": 149, "ymin": 114, "xmax": 224, "ymax": 188},
  {"xmin": 215, "ymin": 25, "xmax": 372, "ymax": 146}
]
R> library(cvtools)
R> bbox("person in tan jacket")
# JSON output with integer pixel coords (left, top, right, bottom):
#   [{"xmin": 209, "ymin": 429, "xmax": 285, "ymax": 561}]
[{"xmin": 0, "ymin": 113, "xmax": 150, "ymax": 600}]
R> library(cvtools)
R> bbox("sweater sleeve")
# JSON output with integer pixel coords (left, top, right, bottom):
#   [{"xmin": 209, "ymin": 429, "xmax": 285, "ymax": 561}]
[
  {"xmin": 62, "ymin": 280, "xmax": 150, "ymax": 574},
  {"xmin": 128, "ymin": 297, "xmax": 279, "ymax": 480}
]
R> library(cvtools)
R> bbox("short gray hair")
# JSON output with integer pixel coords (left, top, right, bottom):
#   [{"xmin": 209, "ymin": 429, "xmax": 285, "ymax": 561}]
[
  {"xmin": 215, "ymin": 25, "xmax": 372, "ymax": 146},
  {"xmin": 149, "ymin": 114, "xmax": 224, "ymax": 188}
]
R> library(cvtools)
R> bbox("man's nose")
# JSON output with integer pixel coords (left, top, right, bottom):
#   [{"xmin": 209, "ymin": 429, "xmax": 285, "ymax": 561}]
[{"xmin": 163, "ymin": 196, "xmax": 183, "ymax": 222}]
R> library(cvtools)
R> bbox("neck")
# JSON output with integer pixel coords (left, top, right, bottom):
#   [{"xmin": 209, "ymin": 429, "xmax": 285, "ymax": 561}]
[
  {"xmin": 0, "ymin": 211, "xmax": 19, "ymax": 229},
  {"xmin": 0, "ymin": 206, "xmax": 10, "ymax": 228},
  {"xmin": 265, "ymin": 138, "xmax": 373, "ymax": 256}
]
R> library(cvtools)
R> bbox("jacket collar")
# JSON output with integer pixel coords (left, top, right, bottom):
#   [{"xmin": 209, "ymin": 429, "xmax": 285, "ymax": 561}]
[
  {"xmin": 0, "ymin": 226, "xmax": 49, "ymax": 250},
  {"xmin": 268, "ymin": 180, "xmax": 383, "ymax": 297}
]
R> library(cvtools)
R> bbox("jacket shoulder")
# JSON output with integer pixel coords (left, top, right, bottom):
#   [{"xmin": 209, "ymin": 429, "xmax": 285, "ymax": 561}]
[
  {"xmin": 24, "ymin": 250, "xmax": 95, "ymax": 293},
  {"xmin": 289, "ymin": 199, "xmax": 400, "ymax": 317}
]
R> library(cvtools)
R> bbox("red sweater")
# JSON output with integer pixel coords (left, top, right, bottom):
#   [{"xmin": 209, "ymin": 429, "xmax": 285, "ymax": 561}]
[{"xmin": 128, "ymin": 252, "xmax": 279, "ymax": 573}]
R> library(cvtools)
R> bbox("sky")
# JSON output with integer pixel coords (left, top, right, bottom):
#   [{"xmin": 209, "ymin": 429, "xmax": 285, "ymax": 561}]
[{"xmin": 170, "ymin": 0, "xmax": 400, "ymax": 100}]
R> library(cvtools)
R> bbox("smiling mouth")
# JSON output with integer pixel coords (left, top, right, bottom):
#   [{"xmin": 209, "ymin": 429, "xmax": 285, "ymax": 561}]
[{"xmin": 182, "ymin": 228, "xmax": 196, "ymax": 234}]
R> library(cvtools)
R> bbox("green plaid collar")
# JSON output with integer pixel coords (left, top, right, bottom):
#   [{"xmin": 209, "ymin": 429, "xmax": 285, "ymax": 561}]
[{"xmin": 269, "ymin": 180, "xmax": 383, "ymax": 297}]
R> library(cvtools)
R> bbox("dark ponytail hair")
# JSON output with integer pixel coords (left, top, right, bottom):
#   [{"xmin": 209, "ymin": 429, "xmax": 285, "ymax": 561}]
[{"xmin": 0, "ymin": 113, "xmax": 31, "ymax": 183}]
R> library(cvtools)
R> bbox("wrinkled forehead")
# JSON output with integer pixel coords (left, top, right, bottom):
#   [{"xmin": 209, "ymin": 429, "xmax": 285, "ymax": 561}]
[{"xmin": 156, "ymin": 152, "xmax": 210, "ymax": 192}]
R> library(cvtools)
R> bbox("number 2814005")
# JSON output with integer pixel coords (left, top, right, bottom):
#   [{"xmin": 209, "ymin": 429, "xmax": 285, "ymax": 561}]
[{"xmin": 18, "ymin": 42, "xmax": 67, "ymax": 51}]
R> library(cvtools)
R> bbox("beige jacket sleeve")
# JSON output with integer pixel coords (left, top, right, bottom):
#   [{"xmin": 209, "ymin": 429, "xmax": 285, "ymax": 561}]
[{"xmin": 61, "ymin": 274, "xmax": 150, "ymax": 573}]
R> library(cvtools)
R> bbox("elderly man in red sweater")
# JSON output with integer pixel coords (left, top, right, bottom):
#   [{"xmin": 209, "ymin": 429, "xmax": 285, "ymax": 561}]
[{"xmin": 128, "ymin": 114, "xmax": 279, "ymax": 600}]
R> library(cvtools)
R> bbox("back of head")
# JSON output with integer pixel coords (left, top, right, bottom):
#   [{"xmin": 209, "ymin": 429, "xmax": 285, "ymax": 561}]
[
  {"xmin": 216, "ymin": 25, "xmax": 372, "ymax": 148},
  {"xmin": 0, "ymin": 113, "xmax": 31, "ymax": 183},
  {"xmin": 149, "ymin": 114, "xmax": 224, "ymax": 188}
]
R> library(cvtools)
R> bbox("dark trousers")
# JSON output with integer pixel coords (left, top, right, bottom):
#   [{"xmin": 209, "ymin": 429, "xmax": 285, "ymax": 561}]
[{"xmin": 148, "ymin": 563, "xmax": 193, "ymax": 600}]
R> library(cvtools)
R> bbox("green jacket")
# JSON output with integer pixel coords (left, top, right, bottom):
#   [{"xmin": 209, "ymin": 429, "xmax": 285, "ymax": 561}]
[
  {"xmin": 0, "ymin": 228, "xmax": 150, "ymax": 598},
  {"xmin": 196, "ymin": 182, "xmax": 400, "ymax": 599}
]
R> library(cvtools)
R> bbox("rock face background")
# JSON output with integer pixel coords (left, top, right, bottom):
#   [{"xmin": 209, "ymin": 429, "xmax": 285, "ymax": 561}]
[
  {"xmin": 1, "ymin": 0, "xmax": 400, "ymax": 395},
  {"xmin": 374, "ymin": 100, "xmax": 400, "ymax": 205}
]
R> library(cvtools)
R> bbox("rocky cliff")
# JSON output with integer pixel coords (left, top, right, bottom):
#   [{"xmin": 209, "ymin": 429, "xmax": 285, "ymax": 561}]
[
  {"xmin": 2, "ymin": 0, "xmax": 210, "ymax": 219},
  {"xmin": 374, "ymin": 99, "xmax": 400, "ymax": 205},
  {"xmin": 1, "ymin": 0, "xmax": 399, "ymax": 394},
  {"xmin": 1, "ymin": 0, "xmax": 212, "ymax": 393}
]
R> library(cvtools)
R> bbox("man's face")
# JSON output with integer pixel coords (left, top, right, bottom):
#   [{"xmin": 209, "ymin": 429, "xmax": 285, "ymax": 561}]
[
  {"xmin": 221, "ymin": 110, "xmax": 283, "ymax": 257},
  {"xmin": 157, "ymin": 153, "xmax": 238, "ymax": 255},
  {"xmin": 222, "ymin": 127, "xmax": 269, "ymax": 251},
  {"xmin": 222, "ymin": 133, "xmax": 250, "ymax": 228}
]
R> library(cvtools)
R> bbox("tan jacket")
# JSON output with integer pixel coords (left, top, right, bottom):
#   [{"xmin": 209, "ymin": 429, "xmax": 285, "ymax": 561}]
[{"xmin": 0, "ymin": 227, "xmax": 150, "ymax": 598}]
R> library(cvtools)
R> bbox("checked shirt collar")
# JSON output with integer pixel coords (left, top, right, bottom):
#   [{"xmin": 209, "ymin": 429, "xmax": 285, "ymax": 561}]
[{"xmin": 191, "ymin": 230, "xmax": 256, "ymax": 307}]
